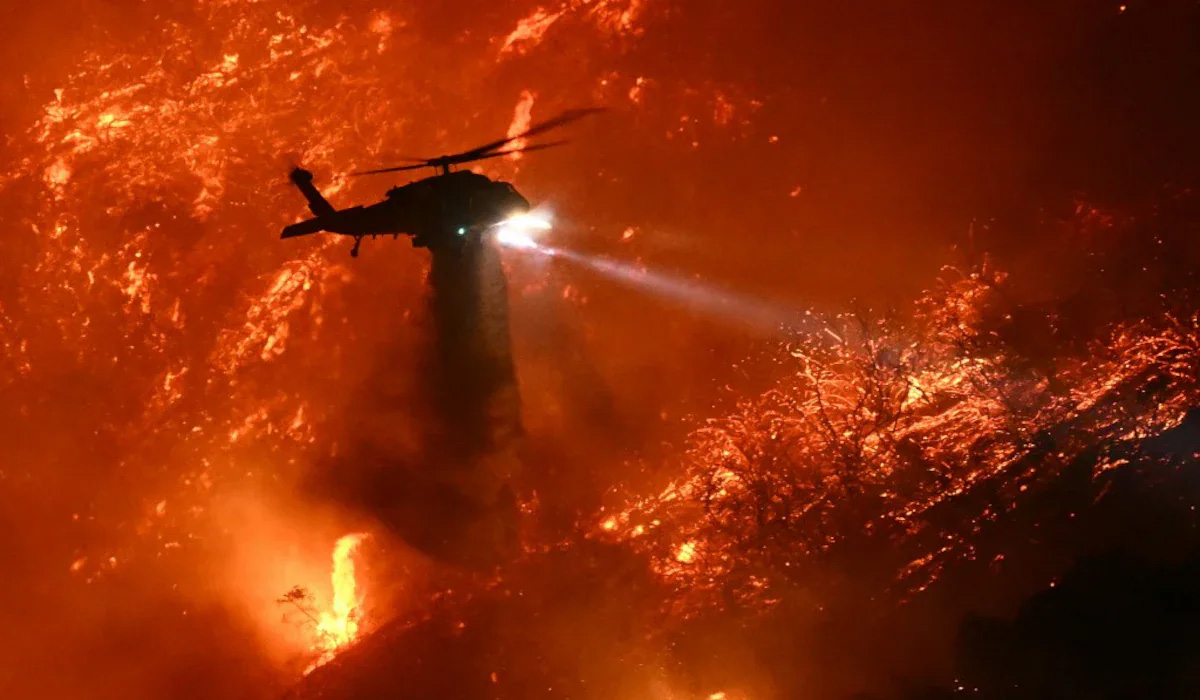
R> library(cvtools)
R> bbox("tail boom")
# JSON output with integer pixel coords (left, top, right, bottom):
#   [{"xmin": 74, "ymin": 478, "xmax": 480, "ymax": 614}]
[
  {"xmin": 290, "ymin": 167, "xmax": 336, "ymax": 217},
  {"xmin": 281, "ymin": 218, "xmax": 327, "ymax": 239}
]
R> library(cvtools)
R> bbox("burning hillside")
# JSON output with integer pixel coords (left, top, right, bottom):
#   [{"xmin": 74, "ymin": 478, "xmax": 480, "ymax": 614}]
[
  {"xmin": 606, "ymin": 261, "xmax": 1200, "ymax": 613},
  {"xmin": 2, "ymin": 1, "xmax": 1199, "ymax": 699},
  {"xmin": 286, "ymin": 217, "xmax": 1200, "ymax": 698}
]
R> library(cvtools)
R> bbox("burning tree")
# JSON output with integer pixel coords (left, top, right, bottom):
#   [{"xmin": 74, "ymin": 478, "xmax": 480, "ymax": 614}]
[{"xmin": 601, "ymin": 246, "xmax": 1200, "ymax": 618}]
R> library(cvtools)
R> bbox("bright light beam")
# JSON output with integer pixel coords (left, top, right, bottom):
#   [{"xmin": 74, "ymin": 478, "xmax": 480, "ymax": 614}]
[
  {"xmin": 493, "ymin": 208, "xmax": 553, "ymax": 250},
  {"xmin": 550, "ymin": 248, "xmax": 820, "ymax": 333},
  {"xmin": 492, "ymin": 213, "xmax": 823, "ymax": 334}
]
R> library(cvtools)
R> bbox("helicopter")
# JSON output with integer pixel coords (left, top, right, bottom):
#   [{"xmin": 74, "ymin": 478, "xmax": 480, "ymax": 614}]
[{"xmin": 280, "ymin": 108, "xmax": 602, "ymax": 257}]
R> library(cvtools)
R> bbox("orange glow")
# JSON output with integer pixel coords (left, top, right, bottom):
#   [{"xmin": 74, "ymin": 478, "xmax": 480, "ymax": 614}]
[{"xmin": 8, "ymin": 2, "xmax": 1200, "ymax": 699}]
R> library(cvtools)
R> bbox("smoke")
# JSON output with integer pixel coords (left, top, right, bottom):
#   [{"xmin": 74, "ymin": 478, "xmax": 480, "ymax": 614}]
[
  {"xmin": 316, "ymin": 235, "xmax": 523, "ymax": 567},
  {"xmin": 426, "ymin": 238, "xmax": 523, "ymax": 460}
]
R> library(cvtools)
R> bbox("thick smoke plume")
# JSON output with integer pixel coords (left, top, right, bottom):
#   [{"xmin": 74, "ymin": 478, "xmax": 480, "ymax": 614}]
[{"xmin": 327, "ymin": 237, "xmax": 523, "ymax": 566}]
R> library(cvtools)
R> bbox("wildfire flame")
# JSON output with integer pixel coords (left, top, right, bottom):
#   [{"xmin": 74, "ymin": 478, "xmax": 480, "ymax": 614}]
[
  {"xmin": 505, "ymin": 90, "xmax": 537, "ymax": 160},
  {"xmin": 308, "ymin": 533, "xmax": 369, "ymax": 672}
]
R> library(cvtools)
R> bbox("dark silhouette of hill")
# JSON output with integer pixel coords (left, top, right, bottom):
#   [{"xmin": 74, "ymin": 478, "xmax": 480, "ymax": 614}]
[
  {"xmin": 869, "ymin": 410, "xmax": 1200, "ymax": 700},
  {"xmin": 941, "ymin": 548, "xmax": 1200, "ymax": 700}
]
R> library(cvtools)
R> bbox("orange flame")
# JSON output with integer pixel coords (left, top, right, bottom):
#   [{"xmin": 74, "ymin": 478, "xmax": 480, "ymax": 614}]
[
  {"xmin": 505, "ymin": 90, "xmax": 537, "ymax": 160},
  {"xmin": 308, "ymin": 533, "xmax": 369, "ymax": 672}
]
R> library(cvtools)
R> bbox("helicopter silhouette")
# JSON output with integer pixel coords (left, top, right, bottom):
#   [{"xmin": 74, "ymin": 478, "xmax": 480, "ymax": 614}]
[{"xmin": 281, "ymin": 108, "xmax": 603, "ymax": 257}]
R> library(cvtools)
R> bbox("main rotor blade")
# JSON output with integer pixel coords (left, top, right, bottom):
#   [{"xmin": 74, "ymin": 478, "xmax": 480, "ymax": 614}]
[
  {"xmin": 353, "ymin": 141, "xmax": 570, "ymax": 174},
  {"xmin": 352, "ymin": 162, "xmax": 433, "ymax": 176},
  {"xmin": 452, "ymin": 141, "xmax": 568, "ymax": 165},
  {"xmin": 456, "ymin": 107, "xmax": 605, "ymax": 160},
  {"xmin": 351, "ymin": 108, "xmax": 602, "ymax": 176}
]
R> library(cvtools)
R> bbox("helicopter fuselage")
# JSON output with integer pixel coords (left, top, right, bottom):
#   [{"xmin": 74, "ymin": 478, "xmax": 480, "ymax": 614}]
[{"xmin": 281, "ymin": 168, "xmax": 530, "ymax": 254}]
